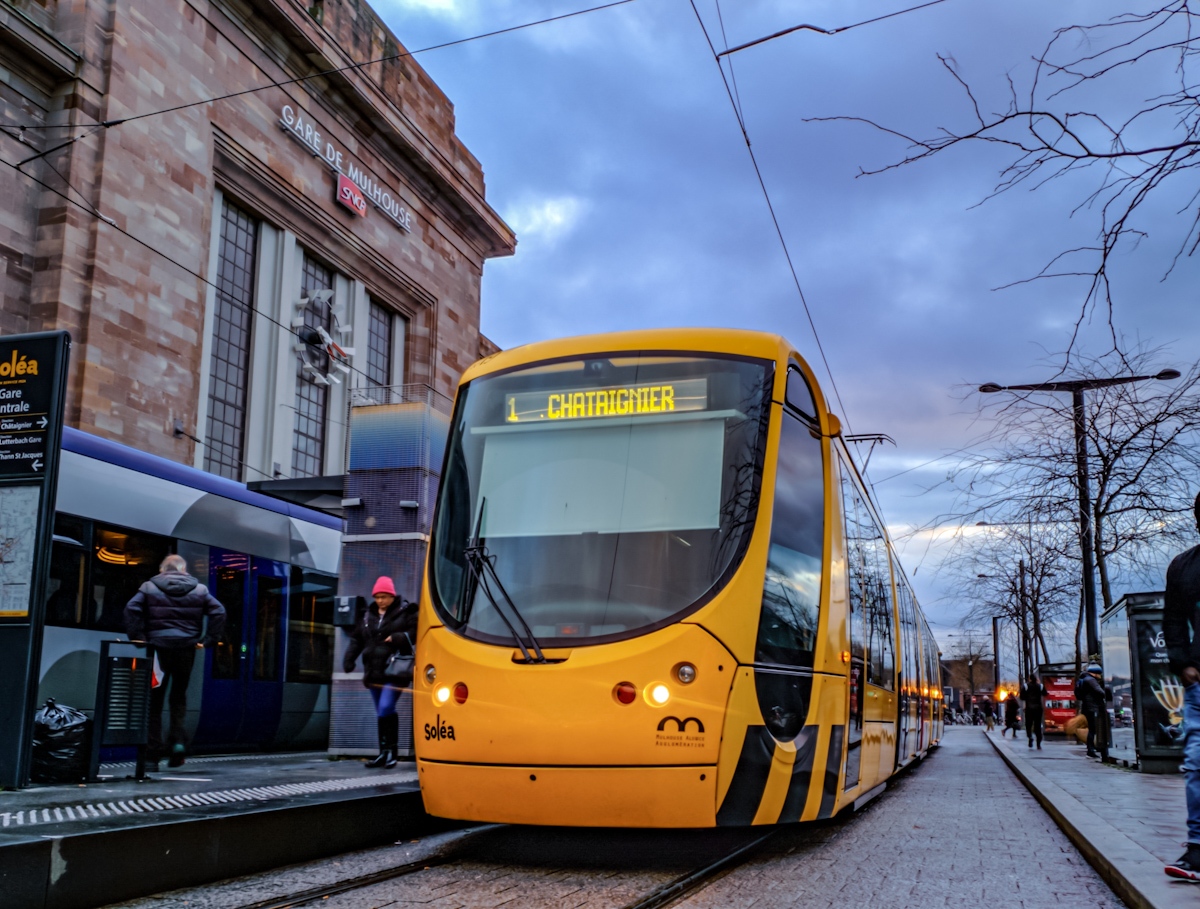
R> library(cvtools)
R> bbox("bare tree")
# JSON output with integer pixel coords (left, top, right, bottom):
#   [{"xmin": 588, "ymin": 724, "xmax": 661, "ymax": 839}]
[
  {"xmin": 923, "ymin": 346, "xmax": 1200, "ymax": 668},
  {"xmin": 952, "ymin": 521, "xmax": 1077, "ymax": 679},
  {"xmin": 812, "ymin": 3, "xmax": 1200, "ymax": 340}
]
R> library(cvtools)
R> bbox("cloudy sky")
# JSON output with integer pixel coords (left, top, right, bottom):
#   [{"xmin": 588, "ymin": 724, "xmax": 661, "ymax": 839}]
[{"xmin": 372, "ymin": 0, "xmax": 1200, "ymax": 645}]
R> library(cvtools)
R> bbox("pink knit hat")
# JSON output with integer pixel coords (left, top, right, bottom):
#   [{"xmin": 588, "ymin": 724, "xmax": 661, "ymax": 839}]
[{"xmin": 372, "ymin": 576, "xmax": 396, "ymax": 596}]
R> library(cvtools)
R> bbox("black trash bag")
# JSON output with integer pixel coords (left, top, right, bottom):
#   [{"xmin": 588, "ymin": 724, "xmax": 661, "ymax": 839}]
[{"xmin": 31, "ymin": 698, "xmax": 92, "ymax": 784}]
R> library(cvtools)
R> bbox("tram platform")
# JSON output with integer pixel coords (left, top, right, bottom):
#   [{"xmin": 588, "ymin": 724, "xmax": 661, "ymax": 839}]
[
  {"xmin": 988, "ymin": 728, "xmax": 1192, "ymax": 909},
  {"xmin": 0, "ymin": 751, "xmax": 428, "ymax": 909}
]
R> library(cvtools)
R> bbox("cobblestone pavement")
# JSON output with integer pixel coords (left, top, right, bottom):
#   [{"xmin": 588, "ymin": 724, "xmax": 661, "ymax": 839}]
[
  {"xmin": 676, "ymin": 727, "xmax": 1126, "ymax": 909},
  {"xmin": 104, "ymin": 727, "xmax": 1126, "ymax": 909}
]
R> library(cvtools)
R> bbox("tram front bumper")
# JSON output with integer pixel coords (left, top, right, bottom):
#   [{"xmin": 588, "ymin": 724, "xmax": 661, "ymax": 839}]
[{"xmin": 417, "ymin": 760, "xmax": 718, "ymax": 828}]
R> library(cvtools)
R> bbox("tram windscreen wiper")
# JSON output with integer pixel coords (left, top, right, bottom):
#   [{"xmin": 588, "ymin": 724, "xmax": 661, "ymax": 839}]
[{"xmin": 461, "ymin": 497, "xmax": 547, "ymax": 664}]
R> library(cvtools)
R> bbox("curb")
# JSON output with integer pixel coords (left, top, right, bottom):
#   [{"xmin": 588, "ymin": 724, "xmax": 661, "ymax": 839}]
[
  {"xmin": 987, "ymin": 733, "xmax": 1188, "ymax": 909},
  {"xmin": 0, "ymin": 787, "xmax": 434, "ymax": 909}
]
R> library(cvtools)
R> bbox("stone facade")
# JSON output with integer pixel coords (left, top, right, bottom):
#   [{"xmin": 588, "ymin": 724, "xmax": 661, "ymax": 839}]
[{"xmin": 0, "ymin": 0, "xmax": 513, "ymax": 479}]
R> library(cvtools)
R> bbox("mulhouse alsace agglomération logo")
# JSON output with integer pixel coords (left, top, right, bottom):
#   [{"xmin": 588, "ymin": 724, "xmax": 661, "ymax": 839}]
[
  {"xmin": 425, "ymin": 714, "xmax": 455, "ymax": 741},
  {"xmin": 655, "ymin": 716, "xmax": 706, "ymax": 749}
]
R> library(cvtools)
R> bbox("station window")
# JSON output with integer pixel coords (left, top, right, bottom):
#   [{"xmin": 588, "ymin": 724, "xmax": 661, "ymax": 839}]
[
  {"xmin": 286, "ymin": 568, "xmax": 336, "ymax": 683},
  {"xmin": 292, "ymin": 253, "xmax": 334, "ymax": 478},
  {"xmin": 204, "ymin": 199, "xmax": 258, "ymax": 480},
  {"xmin": 365, "ymin": 299, "xmax": 394, "ymax": 389}
]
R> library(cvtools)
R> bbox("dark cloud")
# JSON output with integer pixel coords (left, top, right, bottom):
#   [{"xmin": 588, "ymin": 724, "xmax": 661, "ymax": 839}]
[{"xmin": 381, "ymin": 0, "xmax": 1200, "ymax": 621}]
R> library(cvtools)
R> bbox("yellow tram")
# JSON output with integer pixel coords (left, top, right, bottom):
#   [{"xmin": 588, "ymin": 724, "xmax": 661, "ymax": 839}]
[{"xmin": 413, "ymin": 329, "xmax": 942, "ymax": 827}]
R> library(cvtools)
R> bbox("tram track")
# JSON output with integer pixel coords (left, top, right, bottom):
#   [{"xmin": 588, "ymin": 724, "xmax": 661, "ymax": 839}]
[{"xmin": 210, "ymin": 824, "xmax": 780, "ymax": 909}]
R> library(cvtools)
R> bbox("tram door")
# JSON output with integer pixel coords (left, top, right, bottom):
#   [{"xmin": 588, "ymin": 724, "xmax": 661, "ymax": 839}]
[{"xmin": 193, "ymin": 549, "xmax": 287, "ymax": 748}]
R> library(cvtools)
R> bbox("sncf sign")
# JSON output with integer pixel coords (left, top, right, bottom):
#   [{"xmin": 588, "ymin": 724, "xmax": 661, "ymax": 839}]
[{"xmin": 336, "ymin": 174, "xmax": 367, "ymax": 218}]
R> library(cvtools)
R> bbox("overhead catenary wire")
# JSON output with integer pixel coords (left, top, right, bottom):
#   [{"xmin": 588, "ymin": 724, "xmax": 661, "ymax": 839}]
[
  {"xmin": 0, "ymin": 150, "xmax": 380, "ymax": 451},
  {"xmin": 690, "ymin": 1, "xmax": 854, "ymax": 436},
  {"xmin": 716, "ymin": 0, "xmax": 954, "ymax": 58},
  {"xmin": 0, "ymin": 0, "xmax": 638, "ymax": 133}
]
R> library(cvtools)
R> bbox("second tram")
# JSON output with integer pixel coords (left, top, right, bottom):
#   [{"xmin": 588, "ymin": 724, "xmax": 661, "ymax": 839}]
[{"xmin": 413, "ymin": 329, "xmax": 942, "ymax": 826}]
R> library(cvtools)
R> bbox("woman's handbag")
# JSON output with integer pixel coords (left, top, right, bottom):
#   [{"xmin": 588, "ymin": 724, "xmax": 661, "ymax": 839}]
[{"xmin": 382, "ymin": 633, "xmax": 415, "ymax": 682}]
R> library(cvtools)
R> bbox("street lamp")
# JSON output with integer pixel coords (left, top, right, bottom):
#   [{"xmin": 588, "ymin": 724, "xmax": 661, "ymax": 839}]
[{"xmin": 978, "ymin": 369, "xmax": 1180, "ymax": 662}]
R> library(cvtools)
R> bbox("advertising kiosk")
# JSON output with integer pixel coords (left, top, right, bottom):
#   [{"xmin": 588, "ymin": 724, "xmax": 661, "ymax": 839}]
[{"xmin": 1101, "ymin": 591, "xmax": 1182, "ymax": 773}]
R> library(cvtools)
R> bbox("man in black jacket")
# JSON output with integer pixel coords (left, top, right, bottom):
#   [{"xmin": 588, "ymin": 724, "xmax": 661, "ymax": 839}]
[
  {"xmin": 1076, "ymin": 664, "xmax": 1106, "ymax": 758},
  {"xmin": 1164, "ymin": 492, "xmax": 1200, "ymax": 881},
  {"xmin": 125, "ymin": 554, "xmax": 226, "ymax": 767}
]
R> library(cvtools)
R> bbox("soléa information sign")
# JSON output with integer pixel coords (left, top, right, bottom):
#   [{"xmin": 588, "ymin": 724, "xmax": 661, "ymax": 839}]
[{"xmin": 0, "ymin": 330, "xmax": 69, "ymax": 788}]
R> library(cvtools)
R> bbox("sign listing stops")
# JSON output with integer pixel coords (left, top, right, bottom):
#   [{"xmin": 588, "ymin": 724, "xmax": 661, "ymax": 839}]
[{"xmin": 0, "ymin": 330, "xmax": 70, "ymax": 788}]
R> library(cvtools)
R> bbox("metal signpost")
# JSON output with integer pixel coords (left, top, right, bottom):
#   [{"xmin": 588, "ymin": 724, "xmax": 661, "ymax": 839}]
[{"xmin": 0, "ymin": 331, "xmax": 70, "ymax": 788}]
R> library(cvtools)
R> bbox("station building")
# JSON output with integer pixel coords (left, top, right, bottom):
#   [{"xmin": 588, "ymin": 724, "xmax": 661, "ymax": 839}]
[{"xmin": 1, "ymin": 0, "xmax": 514, "ymax": 482}]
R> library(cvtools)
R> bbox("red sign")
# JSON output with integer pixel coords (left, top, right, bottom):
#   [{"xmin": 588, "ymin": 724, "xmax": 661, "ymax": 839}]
[
  {"xmin": 336, "ymin": 174, "xmax": 367, "ymax": 218},
  {"xmin": 1042, "ymin": 674, "xmax": 1077, "ymax": 732}
]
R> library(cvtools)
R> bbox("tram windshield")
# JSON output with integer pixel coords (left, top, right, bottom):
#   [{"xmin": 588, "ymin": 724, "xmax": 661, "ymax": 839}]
[{"xmin": 430, "ymin": 352, "xmax": 774, "ymax": 646}]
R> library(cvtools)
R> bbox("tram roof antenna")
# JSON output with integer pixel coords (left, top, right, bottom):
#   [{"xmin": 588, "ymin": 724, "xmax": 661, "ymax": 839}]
[{"xmin": 844, "ymin": 433, "xmax": 896, "ymax": 473}]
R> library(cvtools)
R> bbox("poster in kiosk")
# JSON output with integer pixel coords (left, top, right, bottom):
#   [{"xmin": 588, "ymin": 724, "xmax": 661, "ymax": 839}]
[
  {"xmin": 0, "ymin": 331, "xmax": 70, "ymax": 788},
  {"xmin": 1101, "ymin": 592, "xmax": 1183, "ymax": 773}
]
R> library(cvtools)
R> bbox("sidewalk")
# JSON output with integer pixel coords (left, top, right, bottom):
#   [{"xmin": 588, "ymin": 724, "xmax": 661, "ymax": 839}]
[
  {"xmin": 0, "ymin": 752, "xmax": 427, "ymax": 909},
  {"xmin": 988, "ymin": 728, "xmax": 1192, "ymax": 909}
]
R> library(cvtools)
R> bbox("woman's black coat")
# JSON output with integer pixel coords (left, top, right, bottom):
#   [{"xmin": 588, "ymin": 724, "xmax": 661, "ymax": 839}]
[{"xmin": 343, "ymin": 600, "xmax": 417, "ymax": 688}]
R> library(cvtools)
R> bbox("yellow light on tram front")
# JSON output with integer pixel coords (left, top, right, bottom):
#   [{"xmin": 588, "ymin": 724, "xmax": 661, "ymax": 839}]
[
  {"xmin": 435, "ymin": 686, "xmax": 451, "ymax": 705},
  {"xmin": 648, "ymin": 683, "xmax": 671, "ymax": 705}
]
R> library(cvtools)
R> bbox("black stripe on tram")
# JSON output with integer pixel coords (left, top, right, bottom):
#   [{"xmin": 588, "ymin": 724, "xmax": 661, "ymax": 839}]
[
  {"xmin": 775, "ymin": 725, "xmax": 819, "ymax": 823},
  {"xmin": 817, "ymin": 724, "xmax": 845, "ymax": 819},
  {"xmin": 716, "ymin": 725, "xmax": 775, "ymax": 826}
]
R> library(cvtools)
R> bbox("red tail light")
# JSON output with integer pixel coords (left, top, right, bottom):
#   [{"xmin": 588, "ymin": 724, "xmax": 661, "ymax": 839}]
[
  {"xmin": 453, "ymin": 683, "xmax": 469, "ymax": 705},
  {"xmin": 614, "ymin": 682, "xmax": 637, "ymax": 705}
]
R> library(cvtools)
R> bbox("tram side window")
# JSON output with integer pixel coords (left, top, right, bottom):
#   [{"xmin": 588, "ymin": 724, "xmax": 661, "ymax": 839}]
[
  {"xmin": 841, "ymin": 464, "xmax": 894, "ymax": 690},
  {"xmin": 756, "ymin": 412, "xmax": 825, "ymax": 668},
  {"xmin": 91, "ymin": 525, "xmax": 172, "ymax": 633},
  {"xmin": 45, "ymin": 514, "xmax": 90, "ymax": 627},
  {"xmin": 839, "ymin": 458, "xmax": 866, "ymax": 663},
  {"xmin": 45, "ymin": 517, "xmax": 171, "ymax": 632},
  {"xmin": 287, "ymin": 568, "xmax": 336, "ymax": 683}
]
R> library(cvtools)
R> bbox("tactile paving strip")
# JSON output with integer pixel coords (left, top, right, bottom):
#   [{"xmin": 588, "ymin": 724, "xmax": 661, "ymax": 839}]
[{"xmin": 1, "ymin": 774, "xmax": 406, "ymax": 828}]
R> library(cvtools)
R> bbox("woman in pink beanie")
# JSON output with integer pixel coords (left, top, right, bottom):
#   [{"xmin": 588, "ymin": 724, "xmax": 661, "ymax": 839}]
[{"xmin": 342, "ymin": 575, "xmax": 416, "ymax": 768}]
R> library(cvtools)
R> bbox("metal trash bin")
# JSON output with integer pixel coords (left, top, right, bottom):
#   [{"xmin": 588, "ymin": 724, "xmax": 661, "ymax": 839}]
[{"xmin": 87, "ymin": 640, "xmax": 154, "ymax": 781}]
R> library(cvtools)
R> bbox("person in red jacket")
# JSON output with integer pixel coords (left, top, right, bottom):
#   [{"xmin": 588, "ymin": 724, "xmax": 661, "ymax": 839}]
[
  {"xmin": 343, "ymin": 576, "xmax": 417, "ymax": 768},
  {"xmin": 124, "ymin": 554, "xmax": 226, "ymax": 767}
]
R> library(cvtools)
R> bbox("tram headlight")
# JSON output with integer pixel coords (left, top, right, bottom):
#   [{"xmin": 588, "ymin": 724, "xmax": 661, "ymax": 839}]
[
  {"xmin": 648, "ymin": 683, "xmax": 671, "ymax": 706},
  {"xmin": 434, "ymin": 685, "xmax": 451, "ymax": 705},
  {"xmin": 425, "ymin": 665, "xmax": 437, "ymax": 684},
  {"xmin": 675, "ymin": 663, "xmax": 696, "ymax": 684}
]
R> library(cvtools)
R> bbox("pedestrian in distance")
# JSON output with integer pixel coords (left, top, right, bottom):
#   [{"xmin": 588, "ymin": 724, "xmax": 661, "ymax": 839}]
[
  {"xmin": 1075, "ymin": 663, "xmax": 1106, "ymax": 759},
  {"xmin": 124, "ymin": 554, "xmax": 226, "ymax": 768},
  {"xmin": 1020, "ymin": 675, "xmax": 1046, "ymax": 750},
  {"xmin": 1002, "ymin": 695, "xmax": 1020, "ymax": 738},
  {"xmin": 982, "ymin": 698, "xmax": 996, "ymax": 733},
  {"xmin": 343, "ymin": 576, "xmax": 417, "ymax": 769},
  {"xmin": 1163, "ymin": 490, "xmax": 1200, "ymax": 881}
]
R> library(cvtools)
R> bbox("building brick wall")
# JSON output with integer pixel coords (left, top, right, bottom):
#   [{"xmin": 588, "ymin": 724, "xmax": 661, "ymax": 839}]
[{"xmin": 0, "ymin": 0, "xmax": 513, "ymax": 468}]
